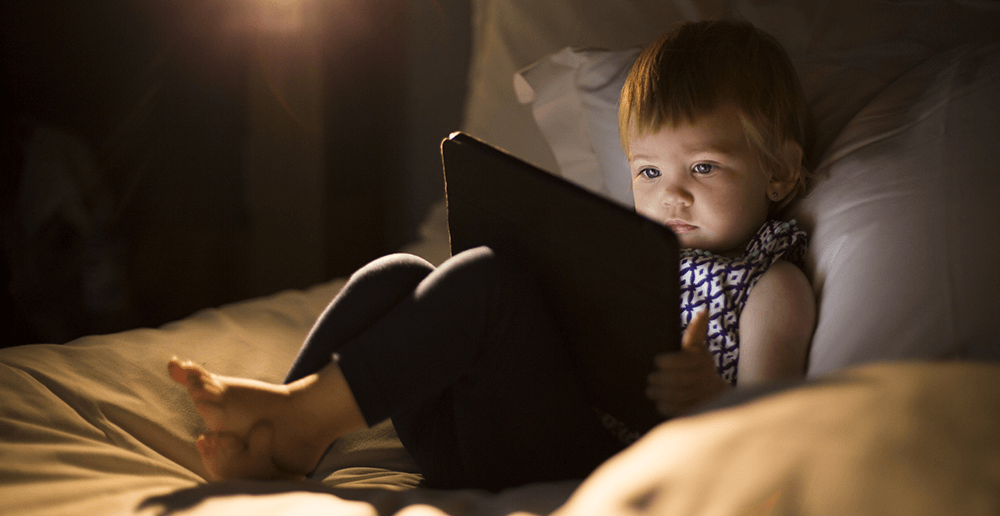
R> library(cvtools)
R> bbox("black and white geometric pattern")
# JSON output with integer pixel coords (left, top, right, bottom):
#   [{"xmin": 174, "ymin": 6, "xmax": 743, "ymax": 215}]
[{"xmin": 677, "ymin": 220, "xmax": 807, "ymax": 385}]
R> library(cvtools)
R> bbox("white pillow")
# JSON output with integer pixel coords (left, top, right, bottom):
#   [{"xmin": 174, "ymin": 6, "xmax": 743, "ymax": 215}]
[
  {"xmin": 514, "ymin": 47, "xmax": 639, "ymax": 207},
  {"xmin": 792, "ymin": 42, "xmax": 1000, "ymax": 373},
  {"xmin": 460, "ymin": 0, "xmax": 691, "ymax": 174}
]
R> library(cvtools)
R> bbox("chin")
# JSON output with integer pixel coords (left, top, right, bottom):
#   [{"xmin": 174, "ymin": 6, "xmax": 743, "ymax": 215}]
[{"xmin": 684, "ymin": 237, "xmax": 746, "ymax": 257}]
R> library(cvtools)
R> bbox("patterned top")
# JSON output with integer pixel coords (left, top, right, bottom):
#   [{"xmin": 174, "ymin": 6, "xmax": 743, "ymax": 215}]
[{"xmin": 679, "ymin": 220, "xmax": 808, "ymax": 385}]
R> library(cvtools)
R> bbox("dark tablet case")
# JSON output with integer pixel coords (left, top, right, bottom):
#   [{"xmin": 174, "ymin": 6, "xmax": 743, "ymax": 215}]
[{"xmin": 440, "ymin": 131, "xmax": 679, "ymax": 435}]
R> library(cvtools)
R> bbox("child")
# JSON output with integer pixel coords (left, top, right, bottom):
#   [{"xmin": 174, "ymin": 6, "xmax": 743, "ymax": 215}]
[
  {"xmin": 168, "ymin": 19, "xmax": 815, "ymax": 491},
  {"xmin": 619, "ymin": 20, "xmax": 815, "ymax": 414}
]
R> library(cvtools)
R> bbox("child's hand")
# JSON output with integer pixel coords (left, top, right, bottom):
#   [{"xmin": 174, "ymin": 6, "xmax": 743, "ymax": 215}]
[{"xmin": 646, "ymin": 310, "xmax": 730, "ymax": 417}]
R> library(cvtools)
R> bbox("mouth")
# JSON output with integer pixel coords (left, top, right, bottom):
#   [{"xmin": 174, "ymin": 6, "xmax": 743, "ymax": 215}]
[{"xmin": 664, "ymin": 220, "xmax": 697, "ymax": 234}]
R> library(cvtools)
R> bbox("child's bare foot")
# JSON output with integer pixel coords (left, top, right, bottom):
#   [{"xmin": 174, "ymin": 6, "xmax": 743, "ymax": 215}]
[
  {"xmin": 195, "ymin": 425, "xmax": 288, "ymax": 480},
  {"xmin": 168, "ymin": 358, "xmax": 366, "ymax": 480}
]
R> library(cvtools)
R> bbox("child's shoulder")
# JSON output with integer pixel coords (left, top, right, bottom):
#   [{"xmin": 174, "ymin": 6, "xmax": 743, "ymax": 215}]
[
  {"xmin": 738, "ymin": 258, "xmax": 815, "ymax": 381},
  {"xmin": 744, "ymin": 220, "xmax": 808, "ymax": 269}
]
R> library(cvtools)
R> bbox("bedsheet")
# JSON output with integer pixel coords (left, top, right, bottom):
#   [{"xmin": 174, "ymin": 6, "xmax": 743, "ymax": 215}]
[{"xmin": 3, "ymin": 281, "xmax": 998, "ymax": 516}]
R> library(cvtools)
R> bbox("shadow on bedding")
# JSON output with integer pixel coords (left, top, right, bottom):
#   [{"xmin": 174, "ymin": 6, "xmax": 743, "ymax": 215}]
[
  {"xmin": 137, "ymin": 478, "xmax": 578, "ymax": 516},
  {"xmin": 137, "ymin": 481, "xmax": 412, "ymax": 516}
]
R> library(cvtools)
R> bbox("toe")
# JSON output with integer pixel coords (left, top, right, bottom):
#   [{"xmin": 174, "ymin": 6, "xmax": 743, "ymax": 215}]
[
  {"xmin": 198, "ymin": 432, "xmax": 248, "ymax": 480},
  {"xmin": 167, "ymin": 357, "xmax": 189, "ymax": 385},
  {"xmin": 196, "ymin": 433, "xmax": 227, "ymax": 480},
  {"xmin": 197, "ymin": 430, "xmax": 291, "ymax": 481},
  {"xmin": 168, "ymin": 358, "xmax": 223, "ymax": 401}
]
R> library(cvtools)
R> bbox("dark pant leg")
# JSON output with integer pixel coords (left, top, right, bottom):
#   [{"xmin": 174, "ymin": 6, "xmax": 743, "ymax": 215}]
[
  {"xmin": 284, "ymin": 253, "xmax": 435, "ymax": 383},
  {"xmin": 333, "ymin": 247, "xmax": 623, "ymax": 490}
]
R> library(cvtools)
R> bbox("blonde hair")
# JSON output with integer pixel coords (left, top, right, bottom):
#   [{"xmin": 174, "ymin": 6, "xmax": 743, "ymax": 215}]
[{"xmin": 619, "ymin": 20, "xmax": 813, "ymax": 212}]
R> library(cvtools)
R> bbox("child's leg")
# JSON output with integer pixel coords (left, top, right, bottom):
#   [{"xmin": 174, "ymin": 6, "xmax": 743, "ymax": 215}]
[
  {"xmin": 168, "ymin": 356, "xmax": 365, "ymax": 480},
  {"xmin": 332, "ymin": 247, "xmax": 624, "ymax": 490},
  {"xmin": 173, "ymin": 248, "xmax": 622, "ymax": 487},
  {"xmin": 169, "ymin": 253, "xmax": 435, "ymax": 480},
  {"xmin": 285, "ymin": 253, "xmax": 436, "ymax": 383}
]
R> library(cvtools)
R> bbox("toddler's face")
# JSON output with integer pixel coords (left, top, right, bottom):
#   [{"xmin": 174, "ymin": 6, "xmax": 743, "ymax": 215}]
[{"xmin": 629, "ymin": 105, "xmax": 772, "ymax": 256}]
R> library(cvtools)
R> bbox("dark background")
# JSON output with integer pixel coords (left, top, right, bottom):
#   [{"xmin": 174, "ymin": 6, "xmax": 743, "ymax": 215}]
[{"xmin": 1, "ymin": 0, "xmax": 471, "ymax": 345}]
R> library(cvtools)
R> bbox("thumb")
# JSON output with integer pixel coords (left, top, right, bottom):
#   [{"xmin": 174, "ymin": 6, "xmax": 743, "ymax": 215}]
[{"xmin": 682, "ymin": 309, "xmax": 709, "ymax": 352}]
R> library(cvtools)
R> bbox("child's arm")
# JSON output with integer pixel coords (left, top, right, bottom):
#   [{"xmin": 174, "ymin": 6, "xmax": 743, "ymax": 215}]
[
  {"xmin": 737, "ymin": 259, "xmax": 815, "ymax": 384},
  {"xmin": 646, "ymin": 260, "xmax": 815, "ymax": 417}
]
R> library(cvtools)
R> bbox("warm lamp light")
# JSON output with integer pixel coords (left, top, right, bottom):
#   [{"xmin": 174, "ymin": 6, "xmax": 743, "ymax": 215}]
[{"xmin": 238, "ymin": 0, "xmax": 309, "ymax": 34}]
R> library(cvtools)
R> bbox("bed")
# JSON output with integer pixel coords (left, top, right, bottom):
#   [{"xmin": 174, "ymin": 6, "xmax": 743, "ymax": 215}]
[{"xmin": 3, "ymin": 0, "xmax": 1000, "ymax": 514}]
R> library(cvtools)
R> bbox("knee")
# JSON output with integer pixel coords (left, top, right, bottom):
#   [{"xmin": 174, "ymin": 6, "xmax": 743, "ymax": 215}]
[
  {"xmin": 442, "ymin": 246, "xmax": 534, "ymax": 298},
  {"xmin": 354, "ymin": 253, "xmax": 435, "ymax": 280},
  {"xmin": 346, "ymin": 253, "xmax": 435, "ymax": 294},
  {"xmin": 444, "ymin": 246, "xmax": 504, "ymax": 280}
]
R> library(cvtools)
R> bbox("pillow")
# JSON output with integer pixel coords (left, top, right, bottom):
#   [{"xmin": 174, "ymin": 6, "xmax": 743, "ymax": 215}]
[
  {"xmin": 460, "ymin": 0, "xmax": 690, "ymax": 174},
  {"xmin": 791, "ymin": 42, "xmax": 1000, "ymax": 373},
  {"xmin": 514, "ymin": 47, "xmax": 639, "ymax": 207}
]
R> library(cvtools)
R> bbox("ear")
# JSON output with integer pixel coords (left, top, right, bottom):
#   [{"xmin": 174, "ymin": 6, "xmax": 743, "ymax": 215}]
[{"xmin": 767, "ymin": 140, "xmax": 803, "ymax": 202}]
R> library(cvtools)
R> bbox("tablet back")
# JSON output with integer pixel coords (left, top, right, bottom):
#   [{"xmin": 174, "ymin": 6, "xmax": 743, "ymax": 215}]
[{"xmin": 441, "ymin": 131, "xmax": 679, "ymax": 436}]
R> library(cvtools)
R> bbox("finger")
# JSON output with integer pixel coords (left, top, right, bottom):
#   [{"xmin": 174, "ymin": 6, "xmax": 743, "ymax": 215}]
[
  {"xmin": 657, "ymin": 400, "xmax": 699, "ymax": 417},
  {"xmin": 652, "ymin": 351, "xmax": 701, "ymax": 370},
  {"xmin": 646, "ymin": 382, "xmax": 710, "ymax": 404},
  {"xmin": 653, "ymin": 398, "xmax": 679, "ymax": 418},
  {"xmin": 649, "ymin": 391, "xmax": 699, "ymax": 418},
  {"xmin": 647, "ymin": 369, "xmax": 700, "ymax": 389},
  {"xmin": 681, "ymin": 310, "xmax": 710, "ymax": 352}
]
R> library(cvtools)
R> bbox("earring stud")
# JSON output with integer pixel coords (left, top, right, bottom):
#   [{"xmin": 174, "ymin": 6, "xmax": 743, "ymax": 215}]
[{"xmin": 770, "ymin": 192, "xmax": 780, "ymax": 200}]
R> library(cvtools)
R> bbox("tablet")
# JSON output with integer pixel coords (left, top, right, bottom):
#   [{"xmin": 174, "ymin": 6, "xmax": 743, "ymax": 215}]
[{"xmin": 441, "ymin": 131, "xmax": 679, "ymax": 436}]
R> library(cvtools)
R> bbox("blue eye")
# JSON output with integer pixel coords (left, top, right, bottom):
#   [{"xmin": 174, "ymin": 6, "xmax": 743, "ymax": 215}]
[
  {"xmin": 640, "ymin": 167, "xmax": 661, "ymax": 179},
  {"xmin": 692, "ymin": 163, "xmax": 715, "ymax": 175}
]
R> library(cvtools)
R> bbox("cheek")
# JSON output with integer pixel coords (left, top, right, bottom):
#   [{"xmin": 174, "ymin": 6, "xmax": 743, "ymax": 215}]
[
  {"xmin": 633, "ymin": 201, "xmax": 655, "ymax": 221},
  {"xmin": 733, "ymin": 174, "xmax": 771, "ymax": 215},
  {"xmin": 706, "ymin": 187, "xmax": 764, "ymax": 232},
  {"xmin": 731, "ymin": 190, "xmax": 771, "ymax": 233},
  {"xmin": 631, "ymin": 186, "xmax": 654, "ymax": 216}
]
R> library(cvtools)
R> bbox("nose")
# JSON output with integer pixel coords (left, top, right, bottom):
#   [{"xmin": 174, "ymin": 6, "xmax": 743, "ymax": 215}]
[{"xmin": 657, "ymin": 173, "xmax": 693, "ymax": 207}]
